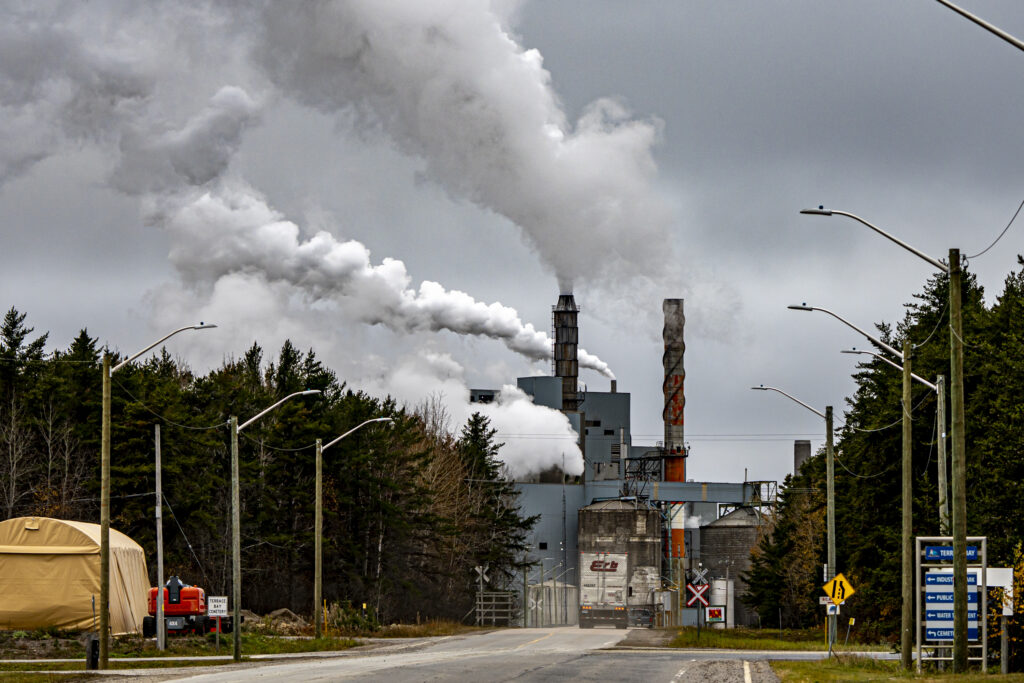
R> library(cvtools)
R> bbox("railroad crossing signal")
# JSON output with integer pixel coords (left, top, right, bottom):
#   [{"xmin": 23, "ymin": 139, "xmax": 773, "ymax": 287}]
[
  {"xmin": 475, "ymin": 564, "xmax": 490, "ymax": 584},
  {"xmin": 823, "ymin": 572, "xmax": 855, "ymax": 607},
  {"xmin": 690, "ymin": 567, "xmax": 709, "ymax": 585},
  {"xmin": 686, "ymin": 583, "xmax": 709, "ymax": 607}
]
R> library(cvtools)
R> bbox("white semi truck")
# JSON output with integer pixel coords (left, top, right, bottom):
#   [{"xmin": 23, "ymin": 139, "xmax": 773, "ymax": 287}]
[{"xmin": 579, "ymin": 551, "xmax": 628, "ymax": 629}]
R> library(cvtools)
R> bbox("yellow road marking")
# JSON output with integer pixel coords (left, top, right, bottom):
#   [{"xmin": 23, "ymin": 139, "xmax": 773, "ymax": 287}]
[{"xmin": 516, "ymin": 631, "xmax": 554, "ymax": 649}]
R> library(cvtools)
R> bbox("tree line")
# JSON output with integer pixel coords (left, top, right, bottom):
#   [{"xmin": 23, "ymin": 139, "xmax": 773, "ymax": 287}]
[
  {"xmin": 0, "ymin": 307, "xmax": 535, "ymax": 622},
  {"xmin": 744, "ymin": 258, "xmax": 1024, "ymax": 661}
]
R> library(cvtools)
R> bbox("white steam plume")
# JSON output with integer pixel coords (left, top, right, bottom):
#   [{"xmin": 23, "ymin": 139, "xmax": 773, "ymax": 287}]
[
  {"xmin": 158, "ymin": 181, "xmax": 614, "ymax": 378},
  {"xmin": 0, "ymin": 11, "xmax": 151, "ymax": 187},
  {"xmin": 105, "ymin": 84, "xmax": 614, "ymax": 377},
  {"xmin": 255, "ymin": 0, "xmax": 675, "ymax": 294},
  {"xmin": 359, "ymin": 351, "xmax": 584, "ymax": 479}
]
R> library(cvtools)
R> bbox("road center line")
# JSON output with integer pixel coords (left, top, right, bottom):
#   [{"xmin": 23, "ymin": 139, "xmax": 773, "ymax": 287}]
[
  {"xmin": 743, "ymin": 660, "xmax": 752, "ymax": 683},
  {"xmin": 515, "ymin": 631, "xmax": 554, "ymax": 649}
]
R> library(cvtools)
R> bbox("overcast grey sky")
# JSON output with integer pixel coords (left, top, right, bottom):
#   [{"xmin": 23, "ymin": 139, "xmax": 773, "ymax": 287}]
[{"xmin": 3, "ymin": 1, "xmax": 1024, "ymax": 484}]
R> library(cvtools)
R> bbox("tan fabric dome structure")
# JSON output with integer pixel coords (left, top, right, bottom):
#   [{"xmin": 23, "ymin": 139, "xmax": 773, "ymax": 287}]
[{"xmin": 0, "ymin": 517, "xmax": 149, "ymax": 634}]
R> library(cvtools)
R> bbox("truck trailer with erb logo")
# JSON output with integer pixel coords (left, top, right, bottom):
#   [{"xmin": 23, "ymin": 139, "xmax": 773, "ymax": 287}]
[{"xmin": 579, "ymin": 551, "xmax": 629, "ymax": 628}]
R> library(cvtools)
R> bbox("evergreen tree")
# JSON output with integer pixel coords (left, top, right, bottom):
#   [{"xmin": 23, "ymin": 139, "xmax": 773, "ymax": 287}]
[{"xmin": 457, "ymin": 413, "xmax": 537, "ymax": 588}]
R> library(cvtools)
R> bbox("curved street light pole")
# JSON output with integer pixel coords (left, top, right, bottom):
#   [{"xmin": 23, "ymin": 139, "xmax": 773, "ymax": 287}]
[
  {"xmin": 315, "ymin": 417, "xmax": 394, "ymax": 637},
  {"xmin": 99, "ymin": 323, "xmax": 216, "ymax": 669},
  {"xmin": 787, "ymin": 304, "xmax": 903, "ymax": 360},
  {"xmin": 932, "ymin": 0, "xmax": 1024, "ymax": 54},
  {"xmin": 841, "ymin": 349, "xmax": 936, "ymax": 391},
  {"xmin": 789, "ymin": 296, "xmax": 916, "ymax": 669},
  {"xmin": 751, "ymin": 385, "xmax": 836, "ymax": 648},
  {"xmin": 802, "ymin": 207, "xmax": 967, "ymax": 669},
  {"xmin": 230, "ymin": 389, "xmax": 321, "ymax": 662}
]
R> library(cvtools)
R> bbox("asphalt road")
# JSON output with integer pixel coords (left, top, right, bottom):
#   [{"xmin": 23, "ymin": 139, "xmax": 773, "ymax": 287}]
[{"xmin": 165, "ymin": 627, "xmax": 793, "ymax": 682}]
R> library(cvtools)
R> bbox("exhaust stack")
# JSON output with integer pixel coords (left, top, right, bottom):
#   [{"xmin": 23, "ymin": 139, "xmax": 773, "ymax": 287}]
[
  {"xmin": 662, "ymin": 299, "xmax": 686, "ymax": 481},
  {"xmin": 553, "ymin": 294, "xmax": 581, "ymax": 412}
]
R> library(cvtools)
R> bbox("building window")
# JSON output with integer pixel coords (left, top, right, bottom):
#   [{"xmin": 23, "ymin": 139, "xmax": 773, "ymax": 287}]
[
  {"xmin": 539, "ymin": 542, "xmax": 547, "ymax": 550},
  {"xmin": 604, "ymin": 429, "xmax": 614, "ymax": 436}
]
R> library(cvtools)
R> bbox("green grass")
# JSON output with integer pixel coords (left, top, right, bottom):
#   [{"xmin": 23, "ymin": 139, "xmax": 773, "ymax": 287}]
[
  {"xmin": 0, "ymin": 675, "xmax": 92, "ymax": 682},
  {"xmin": 667, "ymin": 627, "xmax": 890, "ymax": 652},
  {"xmin": 773, "ymin": 655, "xmax": 1024, "ymax": 681},
  {"xmin": 107, "ymin": 632, "xmax": 360, "ymax": 657},
  {"xmin": 0, "ymin": 658, "xmax": 228, "ymax": 671}
]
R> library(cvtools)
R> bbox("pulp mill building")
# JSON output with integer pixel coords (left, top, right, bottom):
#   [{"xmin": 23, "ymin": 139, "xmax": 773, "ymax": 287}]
[{"xmin": 471, "ymin": 294, "xmax": 776, "ymax": 626}]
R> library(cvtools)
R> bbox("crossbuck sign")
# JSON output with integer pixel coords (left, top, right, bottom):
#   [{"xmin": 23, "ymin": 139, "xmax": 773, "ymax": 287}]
[{"xmin": 686, "ymin": 583, "xmax": 709, "ymax": 607}]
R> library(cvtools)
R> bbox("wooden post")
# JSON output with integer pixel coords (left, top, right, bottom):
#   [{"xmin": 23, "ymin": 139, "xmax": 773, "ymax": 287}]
[
  {"xmin": 937, "ymin": 375, "xmax": 949, "ymax": 535},
  {"xmin": 155, "ymin": 424, "xmax": 165, "ymax": 650},
  {"xmin": 949, "ymin": 248, "xmax": 968, "ymax": 672},
  {"xmin": 99, "ymin": 354, "xmax": 111, "ymax": 669},
  {"xmin": 901, "ymin": 341, "xmax": 913, "ymax": 670},
  {"xmin": 314, "ymin": 438, "xmax": 323, "ymax": 638},
  {"xmin": 231, "ymin": 417, "xmax": 241, "ymax": 662},
  {"xmin": 826, "ymin": 406, "xmax": 836, "ymax": 648}
]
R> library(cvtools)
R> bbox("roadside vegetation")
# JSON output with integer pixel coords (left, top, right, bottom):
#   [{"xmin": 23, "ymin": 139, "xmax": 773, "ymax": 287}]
[
  {"xmin": 0, "ymin": 307, "xmax": 534, "ymax": 625},
  {"xmin": 743, "ymin": 265, "xmax": 1024, "ymax": 666},
  {"xmin": 667, "ymin": 626, "xmax": 888, "ymax": 652},
  {"xmin": 772, "ymin": 655, "xmax": 1024, "ymax": 682}
]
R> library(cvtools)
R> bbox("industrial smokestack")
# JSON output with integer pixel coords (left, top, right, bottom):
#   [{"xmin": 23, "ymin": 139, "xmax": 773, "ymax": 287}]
[
  {"xmin": 662, "ymin": 298, "xmax": 686, "ymax": 481},
  {"xmin": 794, "ymin": 440, "xmax": 811, "ymax": 475},
  {"xmin": 553, "ymin": 293, "xmax": 580, "ymax": 412}
]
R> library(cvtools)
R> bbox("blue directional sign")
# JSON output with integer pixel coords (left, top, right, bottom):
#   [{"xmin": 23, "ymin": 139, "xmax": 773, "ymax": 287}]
[
  {"xmin": 926, "ymin": 627, "xmax": 979, "ymax": 640},
  {"xmin": 924, "ymin": 568, "xmax": 980, "ymax": 642},
  {"xmin": 923, "ymin": 546, "xmax": 978, "ymax": 561}
]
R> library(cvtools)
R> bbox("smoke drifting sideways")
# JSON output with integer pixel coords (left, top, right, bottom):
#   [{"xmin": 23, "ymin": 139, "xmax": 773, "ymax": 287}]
[
  {"xmin": 158, "ymin": 180, "xmax": 616, "ymax": 379},
  {"xmin": 254, "ymin": 0, "xmax": 676, "ymax": 301},
  {"xmin": 360, "ymin": 352, "xmax": 584, "ymax": 479},
  {"xmin": 0, "ymin": 15, "xmax": 151, "ymax": 189},
  {"xmin": 2, "ymin": 2, "xmax": 633, "ymax": 476}
]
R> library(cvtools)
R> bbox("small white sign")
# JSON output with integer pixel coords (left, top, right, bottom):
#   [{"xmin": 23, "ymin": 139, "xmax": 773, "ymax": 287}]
[
  {"xmin": 819, "ymin": 596, "xmax": 832, "ymax": 605},
  {"xmin": 208, "ymin": 596, "xmax": 229, "ymax": 617},
  {"xmin": 827, "ymin": 603, "xmax": 840, "ymax": 616}
]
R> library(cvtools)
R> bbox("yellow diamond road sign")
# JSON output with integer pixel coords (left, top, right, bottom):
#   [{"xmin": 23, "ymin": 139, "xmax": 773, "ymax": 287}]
[{"xmin": 823, "ymin": 573, "xmax": 855, "ymax": 606}]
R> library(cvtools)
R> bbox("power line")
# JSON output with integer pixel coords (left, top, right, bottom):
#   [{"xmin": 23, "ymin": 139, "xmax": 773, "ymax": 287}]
[
  {"xmin": 967, "ymin": 194, "xmax": 1024, "ymax": 259},
  {"xmin": 111, "ymin": 377, "xmax": 227, "ymax": 431}
]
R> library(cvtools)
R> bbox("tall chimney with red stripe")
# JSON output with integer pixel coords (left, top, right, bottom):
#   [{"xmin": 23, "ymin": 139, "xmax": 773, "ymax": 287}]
[{"xmin": 662, "ymin": 299, "xmax": 686, "ymax": 481}]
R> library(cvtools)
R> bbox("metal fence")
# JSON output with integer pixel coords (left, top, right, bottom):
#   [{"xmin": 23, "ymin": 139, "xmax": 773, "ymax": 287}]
[
  {"xmin": 525, "ymin": 581, "xmax": 578, "ymax": 626},
  {"xmin": 475, "ymin": 591, "xmax": 518, "ymax": 626}
]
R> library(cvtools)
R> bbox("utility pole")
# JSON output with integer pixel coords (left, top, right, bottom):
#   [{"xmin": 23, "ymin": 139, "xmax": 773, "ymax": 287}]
[
  {"xmin": 155, "ymin": 424, "xmax": 165, "ymax": 650},
  {"xmin": 901, "ymin": 342, "xmax": 913, "ymax": 670},
  {"xmin": 314, "ymin": 438, "xmax": 323, "ymax": 638},
  {"xmin": 937, "ymin": 375, "xmax": 949, "ymax": 535},
  {"xmin": 949, "ymin": 248, "xmax": 968, "ymax": 672},
  {"xmin": 825, "ymin": 406, "xmax": 836, "ymax": 648},
  {"xmin": 230, "ymin": 416, "xmax": 241, "ymax": 663},
  {"xmin": 99, "ymin": 354, "xmax": 111, "ymax": 668}
]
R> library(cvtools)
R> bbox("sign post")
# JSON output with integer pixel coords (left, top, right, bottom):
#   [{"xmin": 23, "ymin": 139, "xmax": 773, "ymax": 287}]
[
  {"xmin": 915, "ymin": 536, "xmax": 987, "ymax": 673},
  {"xmin": 208, "ymin": 596, "xmax": 228, "ymax": 653},
  {"xmin": 822, "ymin": 573, "xmax": 855, "ymax": 657}
]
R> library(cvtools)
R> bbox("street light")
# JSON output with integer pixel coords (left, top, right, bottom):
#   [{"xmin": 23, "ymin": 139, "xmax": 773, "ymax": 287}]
[
  {"xmin": 314, "ymin": 417, "xmax": 394, "ymax": 638},
  {"xmin": 802, "ymin": 206, "xmax": 968, "ymax": 670},
  {"xmin": 99, "ymin": 323, "xmax": 216, "ymax": 668},
  {"xmin": 751, "ymin": 385, "xmax": 837, "ymax": 649},
  {"xmin": 790, "ymin": 300, "xmax": 916, "ymax": 669},
  {"xmin": 841, "ymin": 348, "xmax": 935, "ymax": 390},
  {"xmin": 933, "ymin": 0, "xmax": 1024, "ymax": 54},
  {"xmin": 787, "ymin": 304, "xmax": 902, "ymax": 360},
  {"xmin": 230, "ymin": 389, "xmax": 322, "ymax": 662}
]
